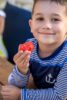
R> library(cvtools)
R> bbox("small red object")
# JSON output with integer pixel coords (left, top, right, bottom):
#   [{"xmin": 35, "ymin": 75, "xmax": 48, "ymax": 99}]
[{"xmin": 19, "ymin": 41, "xmax": 34, "ymax": 52}]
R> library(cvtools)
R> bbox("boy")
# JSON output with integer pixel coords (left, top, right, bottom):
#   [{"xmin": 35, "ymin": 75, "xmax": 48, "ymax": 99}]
[
  {"xmin": 0, "ymin": 10, "xmax": 8, "ymax": 58},
  {"xmin": 1, "ymin": 0, "xmax": 67, "ymax": 100}
]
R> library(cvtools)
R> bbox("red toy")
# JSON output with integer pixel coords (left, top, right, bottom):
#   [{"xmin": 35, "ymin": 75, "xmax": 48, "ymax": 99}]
[{"xmin": 19, "ymin": 41, "xmax": 34, "ymax": 52}]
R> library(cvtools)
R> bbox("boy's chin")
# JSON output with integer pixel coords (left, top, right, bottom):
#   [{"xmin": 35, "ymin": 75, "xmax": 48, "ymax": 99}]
[
  {"xmin": 37, "ymin": 35, "xmax": 56, "ymax": 44},
  {"xmin": 38, "ymin": 38, "xmax": 55, "ymax": 44}
]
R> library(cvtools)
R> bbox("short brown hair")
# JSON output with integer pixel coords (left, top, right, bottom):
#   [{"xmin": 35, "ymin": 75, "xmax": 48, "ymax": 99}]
[{"xmin": 32, "ymin": 0, "xmax": 67, "ymax": 15}]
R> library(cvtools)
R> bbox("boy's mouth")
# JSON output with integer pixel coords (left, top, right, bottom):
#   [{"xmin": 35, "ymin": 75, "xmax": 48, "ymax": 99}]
[{"xmin": 38, "ymin": 32, "xmax": 55, "ymax": 35}]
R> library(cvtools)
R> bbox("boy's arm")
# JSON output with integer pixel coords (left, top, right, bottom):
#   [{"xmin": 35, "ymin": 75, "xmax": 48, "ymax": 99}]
[
  {"xmin": 8, "ymin": 65, "xmax": 30, "ymax": 88},
  {"xmin": 27, "ymin": 74, "xmax": 37, "ymax": 89},
  {"xmin": 21, "ymin": 61, "xmax": 67, "ymax": 100}
]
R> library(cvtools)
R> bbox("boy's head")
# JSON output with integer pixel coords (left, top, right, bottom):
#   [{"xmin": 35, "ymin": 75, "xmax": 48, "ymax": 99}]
[
  {"xmin": 29, "ymin": 0, "xmax": 67, "ymax": 45},
  {"xmin": 0, "ymin": 10, "xmax": 6, "ymax": 34}
]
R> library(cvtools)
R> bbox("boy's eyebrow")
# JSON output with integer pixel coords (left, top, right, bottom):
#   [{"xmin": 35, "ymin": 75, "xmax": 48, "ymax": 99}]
[
  {"xmin": 34, "ymin": 13, "xmax": 43, "ymax": 16},
  {"xmin": 51, "ymin": 13, "xmax": 61, "ymax": 17},
  {"xmin": 34, "ymin": 13, "xmax": 61, "ymax": 17}
]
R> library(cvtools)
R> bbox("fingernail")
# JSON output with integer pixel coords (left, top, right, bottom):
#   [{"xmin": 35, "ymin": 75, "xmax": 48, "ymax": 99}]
[{"xmin": 28, "ymin": 55, "xmax": 30, "ymax": 59}]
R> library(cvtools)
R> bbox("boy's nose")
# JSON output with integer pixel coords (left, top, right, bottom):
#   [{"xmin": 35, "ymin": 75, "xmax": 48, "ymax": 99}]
[{"xmin": 42, "ymin": 21, "xmax": 52, "ymax": 30}]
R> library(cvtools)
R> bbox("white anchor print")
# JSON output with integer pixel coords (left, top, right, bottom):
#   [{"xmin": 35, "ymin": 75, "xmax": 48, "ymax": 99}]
[{"xmin": 46, "ymin": 73, "xmax": 55, "ymax": 84}]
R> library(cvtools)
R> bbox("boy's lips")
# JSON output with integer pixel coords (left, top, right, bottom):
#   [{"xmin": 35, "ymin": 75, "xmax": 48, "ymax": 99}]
[{"xmin": 38, "ymin": 32, "xmax": 55, "ymax": 35}]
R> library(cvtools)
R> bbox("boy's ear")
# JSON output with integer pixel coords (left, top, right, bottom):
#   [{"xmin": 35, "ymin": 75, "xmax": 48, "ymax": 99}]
[{"xmin": 29, "ymin": 19, "xmax": 32, "ymax": 32}]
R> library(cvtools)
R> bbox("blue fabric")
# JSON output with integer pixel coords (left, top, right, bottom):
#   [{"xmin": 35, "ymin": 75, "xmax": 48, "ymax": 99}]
[{"xmin": 3, "ymin": 2, "xmax": 33, "ymax": 64}]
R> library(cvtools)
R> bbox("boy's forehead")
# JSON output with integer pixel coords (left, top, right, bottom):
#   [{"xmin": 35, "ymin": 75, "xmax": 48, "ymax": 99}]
[{"xmin": 33, "ymin": 1, "xmax": 66, "ymax": 16}]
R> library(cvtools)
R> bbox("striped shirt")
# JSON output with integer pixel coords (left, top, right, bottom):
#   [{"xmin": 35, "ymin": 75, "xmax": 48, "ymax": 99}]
[{"xmin": 8, "ymin": 38, "xmax": 67, "ymax": 100}]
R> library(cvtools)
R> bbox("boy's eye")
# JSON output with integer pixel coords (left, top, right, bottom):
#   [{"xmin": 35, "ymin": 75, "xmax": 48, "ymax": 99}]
[
  {"xmin": 36, "ymin": 17, "xmax": 44, "ymax": 21},
  {"xmin": 51, "ymin": 18, "xmax": 61, "ymax": 22}
]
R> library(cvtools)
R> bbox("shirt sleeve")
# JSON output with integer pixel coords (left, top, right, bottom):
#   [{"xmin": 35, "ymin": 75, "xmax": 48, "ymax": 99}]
[
  {"xmin": 21, "ymin": 61, "xmax": 67, "ymax": 100},
  {"xmin": 8, "ymin": 65, "xmax": 30, "ymax": 88}
]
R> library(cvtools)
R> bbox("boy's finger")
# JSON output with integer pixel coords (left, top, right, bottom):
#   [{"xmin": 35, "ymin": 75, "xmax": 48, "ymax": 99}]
[{"xmin": 15, "ymin": 52, "xmax": 30, "ymax": 65}]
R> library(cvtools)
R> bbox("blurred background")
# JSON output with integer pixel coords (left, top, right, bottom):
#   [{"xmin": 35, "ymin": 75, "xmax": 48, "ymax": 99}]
[
  {"xmin": 0, "ymin": 0, "xmax": 34, "ymax": 64},
  {"xmin": 0, "ymin": 0, "xmax": 33, "ymax": 11},
  {"xmin": 0, "ymin": 0, "xmax": 34, "ymax": 84}
]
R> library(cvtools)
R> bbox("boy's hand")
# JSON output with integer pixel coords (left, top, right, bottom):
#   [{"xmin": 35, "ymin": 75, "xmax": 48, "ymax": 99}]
[
  {"xmin": 13, "ymin": 50, "xmax": 31, "ymax": 74},
  {"xmin": 1, "ymin": 85, "xmax": 21, "ymax": 100},
  {"xmin": 13, "ymin": 41, "xmax": 34, "ymax": 75}
]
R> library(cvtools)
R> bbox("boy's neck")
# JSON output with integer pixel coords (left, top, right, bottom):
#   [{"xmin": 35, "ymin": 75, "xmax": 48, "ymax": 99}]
[
  {"xmin": 39, "ymin": 47, "xmax": 55, "ymax": 58},
  {"xmin": 38, "ymin": 40, "xmax": 65, "ymax": 58}
]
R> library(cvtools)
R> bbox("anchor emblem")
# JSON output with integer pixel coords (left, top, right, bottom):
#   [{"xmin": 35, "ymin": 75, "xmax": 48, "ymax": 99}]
[{"xmin": 46, "ymin": 73, "xmax": 55, "ymax": 84}]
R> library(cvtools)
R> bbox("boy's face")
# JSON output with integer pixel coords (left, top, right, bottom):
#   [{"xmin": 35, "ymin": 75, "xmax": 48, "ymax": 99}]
[
  {"xmin": 29, "ymin": 1, "xmax": 67, "ymax": 45},
  {"xmin": 0, "ymin": 16, "xmax": 5, "ymax": 34}
]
